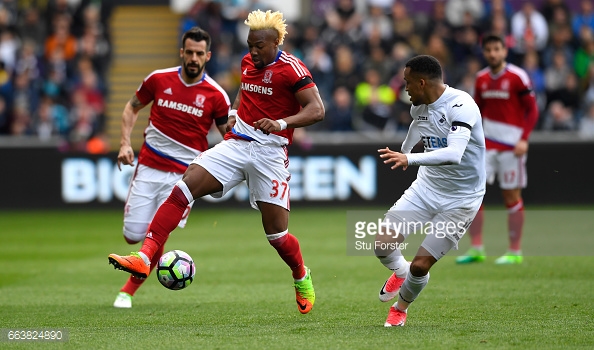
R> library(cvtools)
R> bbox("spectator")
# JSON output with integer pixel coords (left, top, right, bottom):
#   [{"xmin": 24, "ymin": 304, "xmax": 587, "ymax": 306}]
[
  {"xmin": 17, "ymin": 7, "xmax": 46, "ymax": 47},
  {"xmin": 573, "ymin": 27, "xmax": 594, "ymax": 79},
  {"xmin": 422, "ymin": 0, "xmax": 452, "ymax": 43},
  {"xmin": 572, "ymin": 0, "xmax": 594, "ymax": 38},
  {"xmin": 331, "ymin": 44, "xmax": 360, "ymax": 93},
  {"xmin": 541, "ymin": 0, "xmax": 571, "ymax": 24},
  {"xmin": 545, "ymin": 49, "xmax": 573, "ymax": 98},
  {"xmin": 522, "ymin": 49, "xmax": 546, "ymax": 114},
  {"xmin": 542, "ymin": 100, "xmax": 576, "ymax": 131},
  {"xmin": 323, "ymin": 86, "xmax": 354, "ymax": 131},
  {"xmin": 361, "ymin": 4, "xmax": 392, "ymax": 42},
  {"xmin": 354, "ymin": 67, "xmax": 396, "ymax": 131},
  {"xmin": 445, "ymin": 0, "xmax": 484, "ymax": 28},
  {"xmin": 510, "ymin": 2, "xmax": 549, "ymax": 56},
  {"xmin": 44, "ymin": 13, "xmax": 77, "ymax": 62},
  {"xmin": 390, "ymin": 2, "xmax": 421, "ymax": 50},
  {"xmin": 541, "ymin": 23, "xmax": 575, "ymax": 68},
  {"xmin": 321, "ymin": 0, "xmax": 362, "ymax": 54},
  {"xmin": 35, "ymin": 94, "xmax": 69, "ymax": 140},
  {"xmin": 304, "ymin": 41, "xmax": 334, "ymax": 104}
]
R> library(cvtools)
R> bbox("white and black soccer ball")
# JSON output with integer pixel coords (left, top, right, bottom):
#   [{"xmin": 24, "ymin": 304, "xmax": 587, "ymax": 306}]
[{"xmin": 156, "ymin": 250, "xmax": 195, "ymax": 290}]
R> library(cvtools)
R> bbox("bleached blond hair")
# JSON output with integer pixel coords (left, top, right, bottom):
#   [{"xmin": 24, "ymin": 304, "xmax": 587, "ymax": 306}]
[{"xmin": 244, "ymin": 9, "xmax": 287, "ymax": 45}]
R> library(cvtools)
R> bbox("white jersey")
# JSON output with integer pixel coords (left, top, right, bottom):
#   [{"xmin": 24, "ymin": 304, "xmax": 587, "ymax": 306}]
[{"xmin": 402, "ymin": 86, "xmax": 486, "ymax": 197}]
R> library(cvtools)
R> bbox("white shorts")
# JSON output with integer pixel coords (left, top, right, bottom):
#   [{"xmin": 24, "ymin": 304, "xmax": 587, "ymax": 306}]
[
  {"xmin": 192, "ymin": 139, "xmax": 290, "ymax": 210},
  {"xmin": 383, "ymin": 181, "xmax": 483, "ymax": 260},
  {"xmin": 124, "ymin": 164, "xmax": 193, "ymax": 233},
  {"xmin": 485, "ymin": 150, "xmax": 527, "ymax": 190}
]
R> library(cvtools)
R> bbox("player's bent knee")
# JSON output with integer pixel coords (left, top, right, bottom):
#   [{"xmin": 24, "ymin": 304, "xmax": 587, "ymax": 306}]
[
  {"xmin": 410, "ymin": 257, "xmax": 433, "ymax": 276},
  {"xmin": 123, "ymin": 222, "xmax": 149, "ymax": 244}
]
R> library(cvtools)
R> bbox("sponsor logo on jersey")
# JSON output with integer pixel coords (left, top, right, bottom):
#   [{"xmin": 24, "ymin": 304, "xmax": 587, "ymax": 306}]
[
  {"xmin": 421, "ymin": 135, "xmax": 448, "ymax": 149},
  {"xmin": 157, "ymin": 98, "xmax": 204, "ymax": 117},
  {"xmin": 241, "ymin": 82, "xmax": 273, "ymax": 95},
  {"xmin": 263, "ymin": 70, "xmax": 273, "ymax": 83},
  {"xmin": 163, "ymin": 87, "xmax": 173, "ymax": 95},
  {"xmin": 243, "ymin": 68, "xmax": 247, "ymax": 75},
  {"xmin": 418, "ymin": 115, "xmax": 428, "ymax": 121},
  {"xmin": 452, "ymin": 103, "xmax": 463, "ymax": 108},
  {"xmin": 194, "ymin": 94, "xmax": 205, "ymax": 108},
  {"xmin": 481, "ymin": 90, "xmax": 510, "ymax": 99}
]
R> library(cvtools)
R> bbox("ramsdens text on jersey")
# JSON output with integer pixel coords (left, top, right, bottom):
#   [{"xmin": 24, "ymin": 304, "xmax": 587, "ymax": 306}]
[
  {"xmin": 241, "ymin": 82, "xmax": 273, "ymax": 95},
  {"xmin": 157, "ymin": 99, "xmax": 203, "ymax": 117},
  {"xmin": 421, "ymin": 135, "xmax": 448, "ymax": 149},
  {"xmin": 480, "ymin": 90, "xmax": 510, "ymax": 99}
]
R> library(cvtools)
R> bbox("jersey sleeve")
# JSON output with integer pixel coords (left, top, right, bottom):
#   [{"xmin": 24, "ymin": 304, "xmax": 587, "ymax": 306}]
[
  {"xmin": 213, "ymin": 90, "xmax": 231, "ymax": 124},
  {"xmin": 449, "ymin": 96, "xmax": 481, "ymax": 130},
  {"xmin": 135, "ymin": 72, "xmax": 157, "ymax": 105},
  {"xmin": 284, "ymin": 56, "xmax": 315, "ymax": 92}
]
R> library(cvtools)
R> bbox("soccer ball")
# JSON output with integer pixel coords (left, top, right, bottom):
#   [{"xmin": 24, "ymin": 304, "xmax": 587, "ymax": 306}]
[{"xmin": 156, "ymin": 250, "xmax": 195, "ymax": 290}]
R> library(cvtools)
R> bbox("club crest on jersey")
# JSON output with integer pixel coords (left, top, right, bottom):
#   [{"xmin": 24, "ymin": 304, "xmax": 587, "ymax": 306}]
[
  {"xmin": 439, "ymin": 115, "xmax": 445, "ymax": 123},
  {"xmin": 262, "ymin": 70, "xmax": 273, "ymax": 83},
  {"xmin": 194, "ymin": 94, "xmax": 205, "ymax": 108},
  {"xmin": 501, "ymin": 79, "xmax": 509, "ymax": 90}
]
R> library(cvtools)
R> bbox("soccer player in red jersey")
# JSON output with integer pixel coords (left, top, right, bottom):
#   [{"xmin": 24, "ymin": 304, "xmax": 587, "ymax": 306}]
[
  {"xmin": 112, "ymin": 27, "xmax": 231, "ymax": 308},
  {"xmin": 108, "ymin": 10, "xmax": 325, "ymax": 314},
  {"xmin": 456, "ymin": 34, "xmax": 539, "ymax": 265}
]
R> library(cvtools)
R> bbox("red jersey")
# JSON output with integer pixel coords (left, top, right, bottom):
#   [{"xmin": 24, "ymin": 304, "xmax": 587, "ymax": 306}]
[
  {"xmin": 474, "ymin": 63, "xmax": 539, "ymax": 151},
  {"xmin": 225, "ymin": 51, "xmax": 315, "ymax": 146},
  {"xmin": 135, "ymin": 67, "xmax": 230, "ymax": 173}
]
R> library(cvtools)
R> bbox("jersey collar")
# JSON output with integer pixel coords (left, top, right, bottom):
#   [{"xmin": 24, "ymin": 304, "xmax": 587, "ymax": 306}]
[{"xmin": 177, "ymin": 67, "xmax": 206, "ymax": 86}]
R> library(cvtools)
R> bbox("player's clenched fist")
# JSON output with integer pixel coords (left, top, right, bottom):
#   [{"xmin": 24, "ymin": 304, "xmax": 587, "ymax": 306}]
[
  {"xmin": 253, "ymin": 118, "xmax": 285, "ymax": 134},
  {"xmin": 378, "ymin": 147, "xmax": 409, "ymax": 170}
]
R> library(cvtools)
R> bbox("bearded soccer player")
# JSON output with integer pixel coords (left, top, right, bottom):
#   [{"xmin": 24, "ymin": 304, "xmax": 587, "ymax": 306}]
[
  {"xmin": 112, "ymin": 27, "xmax": 230, "ymax": 308},
  {"xmin": 108, "ymin": 10, "xmax": 324, "ymax": 314},
  {"xmin": 375, "ymin": 55, "xmax": 485, "ymax": 326},
  {"xmin": 456, "ymin": 34, "xmax": 539, "ymax": 265}
]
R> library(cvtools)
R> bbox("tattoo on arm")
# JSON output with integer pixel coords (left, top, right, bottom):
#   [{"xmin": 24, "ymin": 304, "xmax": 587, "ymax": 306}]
[{"xmin": 130, "ymin": 95, "xmax": 143, "ymax": 108}]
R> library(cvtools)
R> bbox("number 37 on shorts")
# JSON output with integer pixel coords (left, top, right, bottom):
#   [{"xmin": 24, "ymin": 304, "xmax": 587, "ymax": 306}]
[{"xmin": 270, "ymin": 179, "xmax": 288, "ymax": 199}]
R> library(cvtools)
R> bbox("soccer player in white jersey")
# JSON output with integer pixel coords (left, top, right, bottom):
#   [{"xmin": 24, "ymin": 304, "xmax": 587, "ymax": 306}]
[
  {"xmin": 112, "ymin": 27, "xmax": 230, "ymax": 308},
  {"xmin": 456, "ymin": 34, "xmax": 539, "ymax": 265},
  {"xmin": 108, "ymin": 10, "xmax": 325, "ymax": 314},
  {"xmin": 375, "ymin": 55, "xmax": 486, "ymax": 327}
]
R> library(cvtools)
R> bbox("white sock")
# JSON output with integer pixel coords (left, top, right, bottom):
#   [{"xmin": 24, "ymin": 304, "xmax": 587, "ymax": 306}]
[
  {"xmin": 399, "ymin": 272, "xmax": 430, "ymax": 305},
  {"xmin": 378, "ymin": 250, "xmax": 408, "ymax": 277},
  {"xmin": 137, "ymin": 251, "xmax": 150, "ymax": 266}
]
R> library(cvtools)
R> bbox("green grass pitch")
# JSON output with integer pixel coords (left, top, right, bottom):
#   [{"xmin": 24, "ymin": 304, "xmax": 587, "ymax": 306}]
[{"xmin": 0, "ymin": 207, "xmax": 593, "ymax": 349}]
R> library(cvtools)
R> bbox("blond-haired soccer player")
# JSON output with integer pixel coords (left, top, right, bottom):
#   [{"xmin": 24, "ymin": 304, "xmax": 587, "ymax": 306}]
[
  {"xmin": 108, "ymin": 10, "xmax": 324, "ymax": 314},
  {"xmin": 375, "ymin": 55, "xmax": 485, "ymax": 326},
  {"xmin": 112, "ymin": 27, "xmax": 230, "ymax": 308}
]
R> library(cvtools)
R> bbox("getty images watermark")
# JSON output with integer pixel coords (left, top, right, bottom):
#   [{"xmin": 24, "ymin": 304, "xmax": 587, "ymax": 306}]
[
  {"xmin": 347, "ymin": 210, "xmax": 470, "ymax": 256},
  {"xmin": 346, "ymin": 209, "xmax": 594, "ymax": 257}
]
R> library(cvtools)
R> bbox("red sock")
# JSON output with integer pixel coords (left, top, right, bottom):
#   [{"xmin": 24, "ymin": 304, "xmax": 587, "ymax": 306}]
[
  {"xmin": 140, "ymin": 185, "xmax": 189, "ymax": 260},
  {"xmin": 121, "ymin": 245, "xmax": 164, "ymax": 296},
  {"xmin": 469, "ymin": 204, "xmax": 484, "ymax": 247},
  {"xmin": 268, "ymin": 233, "xmax": 306, "ymax": 280},
  {"xmin": 507, "ymin": 199, "xmax": 524, "ymax": 251}
]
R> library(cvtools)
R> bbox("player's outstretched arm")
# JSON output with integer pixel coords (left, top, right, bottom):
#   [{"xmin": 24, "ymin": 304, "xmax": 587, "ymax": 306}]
[{"xmin": 117, "ymin": 94, "xmax": 146, "ymax": 170}]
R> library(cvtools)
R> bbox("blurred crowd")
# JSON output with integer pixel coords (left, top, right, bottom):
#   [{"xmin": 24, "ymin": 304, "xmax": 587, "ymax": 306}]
[
  {"xmin": 3, "ymin": 0, "xmax": 594, "ymax": 152},
  {"xmin": 183, "ymin": 0, "xmax": 594, "ymax": 139},
  {"xmin": 0, "ymin": 0, "xmax": 112, "ymax": 152}
]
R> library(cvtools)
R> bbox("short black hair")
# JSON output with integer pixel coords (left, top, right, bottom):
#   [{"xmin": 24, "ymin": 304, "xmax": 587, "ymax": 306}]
[
  {"xmin": 481, "ymin": 33, "xmax": 505, "ymax": 49},
  {"xmin": 182, "ymin": 27, "xmax": 211, "ymax": 51},
  {"xmin": 405, "ymin": 55, "xmax": 442, "ymax": 80}
]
